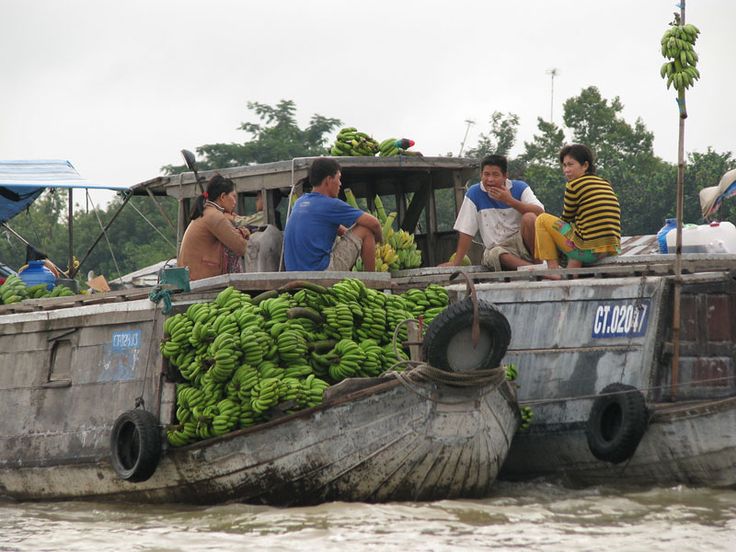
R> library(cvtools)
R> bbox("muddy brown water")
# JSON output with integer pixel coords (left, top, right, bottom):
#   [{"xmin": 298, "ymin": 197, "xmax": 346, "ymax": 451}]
[{"xmin": 1, "ymin": 481, "xmax": 735, "ymax": 551}]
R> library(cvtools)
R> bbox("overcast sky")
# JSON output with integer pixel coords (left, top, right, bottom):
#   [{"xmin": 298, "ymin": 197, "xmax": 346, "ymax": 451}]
[{"xmin": 1, "ymin": 0, "xmax": 734, "ymax": 207}]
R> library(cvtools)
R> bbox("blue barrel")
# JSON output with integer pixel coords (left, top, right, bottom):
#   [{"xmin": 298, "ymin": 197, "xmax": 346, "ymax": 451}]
[
  {"xmin": 657, "ymin": 218, "xmax": 677, "ymax": 254},
  {"xmin": 19, "ymin": 260, "xmax": 56, "ymax": 290}
]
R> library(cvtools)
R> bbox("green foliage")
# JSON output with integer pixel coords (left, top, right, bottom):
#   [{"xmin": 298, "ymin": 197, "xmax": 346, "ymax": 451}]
[
  {"xmin": 464, "ymin": 112, "xmax": 519, "ymax": 160},
  {"xmin": 465, "ymin": 86, "xmax": 735, "ymax": 235},
  {"xmin": 162, "ymin": 100, "xmax": 342, "ymax": 174},
  {"xmin": 0, "ymin": 191, "xmax": 177, "ymax": 282}
]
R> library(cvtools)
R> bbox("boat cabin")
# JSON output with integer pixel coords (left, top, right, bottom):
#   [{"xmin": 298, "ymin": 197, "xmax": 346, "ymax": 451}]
[{"xmin": 130, "ymin": 156, "xmax": 482, "ymax": 268}]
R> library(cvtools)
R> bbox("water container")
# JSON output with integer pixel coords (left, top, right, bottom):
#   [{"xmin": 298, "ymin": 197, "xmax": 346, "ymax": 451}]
[
  {"xmin": 657, "ymin": 218, "xmax": 677, "ymax": 253},
  {"xmin": 18, "ymin": 260, "xmax": 56, "ymax": 290},
  {"xmin": 665, "ymin": 221, "xmax": 736, "ymax": 253}
]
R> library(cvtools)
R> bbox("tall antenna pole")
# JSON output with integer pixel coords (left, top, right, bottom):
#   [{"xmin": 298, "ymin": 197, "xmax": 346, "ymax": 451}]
[
  {"xmin": 458, "ymin": 119, "xmax": 475, "ymax": 157},
  {"xmin": 546, "ymin": 68, "xmax": 559, "ymax": 122}
]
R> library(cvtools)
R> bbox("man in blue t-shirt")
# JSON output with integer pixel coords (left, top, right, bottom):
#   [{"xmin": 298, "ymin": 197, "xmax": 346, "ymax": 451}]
[
  {"xmin": 283, "ymin": 158, "xmax": 382, "ymax": 271},
  {"xmin": 442, "ymin": 154, "xmax": 544, "ymax": 271}
]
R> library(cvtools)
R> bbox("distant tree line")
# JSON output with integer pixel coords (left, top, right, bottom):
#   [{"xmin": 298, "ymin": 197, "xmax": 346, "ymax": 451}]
[{"xmin": 1, "ymin": 90, "xmax": 732, "ymax": 282}]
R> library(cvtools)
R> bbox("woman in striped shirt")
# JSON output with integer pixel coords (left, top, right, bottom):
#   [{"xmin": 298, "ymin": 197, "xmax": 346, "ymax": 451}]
[{"xmin": 534, "ymin": 144, "xmax": 621, "ymax": 270}]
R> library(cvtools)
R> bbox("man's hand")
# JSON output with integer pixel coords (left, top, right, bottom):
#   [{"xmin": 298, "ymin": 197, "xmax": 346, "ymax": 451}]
[
  {"xmin": 488, "ymin": 186, "xmax": 512, "ymax": 204},
  {"xmin": 337, "ymin": 225, "xmax": 348, "ymax": 237}
]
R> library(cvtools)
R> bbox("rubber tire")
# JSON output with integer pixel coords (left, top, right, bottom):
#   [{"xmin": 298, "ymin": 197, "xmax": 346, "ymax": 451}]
[
  {"xmin": 423, "ymin": 297, "xmax": 511, "ymax": 371},
  {"xmin": 110, "ymin": 409, "xmax": 161, "ymax": 482},
  {"xmin": 586, "ymin": 383, "xmax": 648, "ymax": 464}
]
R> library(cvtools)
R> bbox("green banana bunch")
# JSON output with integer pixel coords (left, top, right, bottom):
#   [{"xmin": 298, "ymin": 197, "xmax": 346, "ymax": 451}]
[
  {"xmin": 46, "ymin": 285, "xmax": 75, "ymax": 298},
  {"xmin": 377, "ymin": 137, "xmax": 401, "ymax": 157},
  {"xmin": 660, "ymin": 22, "xmax": 701, "ymax": 91},
  {"xmin": 401, "ymin": 288, "xmax": 431, "ymax": 317},
  {"xmin": 326, "ymin": 339, "xmax": 365, "ymax": 382},
  {"xmin": 520, "ymin": 406, "xmax": 534, "ymax": 430},
  {"xmin": 358, "ymin": 339, "xmax": 384, "ymax": 377},
  {"xmin": 211, "ymin": 398, "xmax": 241, "ymax": 436},
  {"xmin": 277, "ymin": 329, "xmax": 308, "ymax": 364},
  {"xmin": 504, "ymin": 363, "xmax": 518, "ymax": 381},
  {"xmin": 166, "ymin": 421, "xmax": 197, "ymax": 447},
  {"xmin": 330, "ymin": 127, "xmax": 380, "ymax": 156},
  {"xmin": 385, "ymin": 294, "xmax": 413, "ymax": 344},
  {"xmin": 298, "ymin": 374, "xmax": 330, "ymax": 408},
  {"xmin": 250, "ymin": 377, "xmax": 282, "ymax": 414},
  {"xmin": 380, "ymin": 342, "xmax": 409, "ymax": 372},
  {"xmin": 323, "ymin": 303, "xmax": 354, "ymax": 340},
  {"xmin": 240, "ymin": 326, "xmax": 270, "ymax": 366},
  {"xmin": 214, "ymin": 286, "xmax": 251, "ymax": 312},
  {"xmin": 207, "ymin": 333, "xmax": 241, "ymax": 384},
  {"xmin": 0, "ymin": 274, "xmax": 28, "ymax": 305},
  {"xmin": 227, "ymin": 364, "xmax": 260, "ymax": 403}
]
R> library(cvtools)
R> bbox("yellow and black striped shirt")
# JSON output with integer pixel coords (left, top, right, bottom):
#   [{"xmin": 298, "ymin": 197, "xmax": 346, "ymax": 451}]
[{"xmin": 562, "ymin": 174, "xmax": 620, "ymax": 250}]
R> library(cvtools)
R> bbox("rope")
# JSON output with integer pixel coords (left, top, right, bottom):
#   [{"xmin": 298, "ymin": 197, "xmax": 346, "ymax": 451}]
[
  {"xmin": 86, "ymin": 189, "xmax": 122, "ymax": 280},
  {"xmin": 148, "ymin": 286, "xmax": 173, "ymax": 315},
  {"xmin": 128, "ymin": 201, "xmax": 177, "ymax": 251},
  {"xmin": 383, "ymin": 361, "xmax": 507, "ymax": 405},
  {"xmin": 518, "ymin": 373, "xmax": 736, "ymax": 407},
  {"xmin": 135, "ymin": 296, "xmax": 162, "ymax": 410}
]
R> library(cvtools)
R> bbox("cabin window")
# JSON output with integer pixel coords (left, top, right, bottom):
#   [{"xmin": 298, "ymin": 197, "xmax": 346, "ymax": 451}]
[{"xmin": 49, "ymin": 340, "xmax": 72, "ymax": 382}]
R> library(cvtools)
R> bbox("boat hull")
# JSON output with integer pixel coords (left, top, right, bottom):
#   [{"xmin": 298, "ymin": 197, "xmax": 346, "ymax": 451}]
[{"xmin": 1, "ymin": 378, "xmax": 519, "ymax": 504}]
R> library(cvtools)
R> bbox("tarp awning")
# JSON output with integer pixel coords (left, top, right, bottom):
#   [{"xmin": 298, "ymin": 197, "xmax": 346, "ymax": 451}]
[{"xmin": 0, "ymin": 159, "xmax": 128, "ymax": 224}]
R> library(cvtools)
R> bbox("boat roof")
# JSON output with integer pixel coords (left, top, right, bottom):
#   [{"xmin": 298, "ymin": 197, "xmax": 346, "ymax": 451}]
[
  {"xmin": 128, "ymin": 156, "xmax": 480, "ymax": 199},
  {"xmin": 0, "ymin": 160, "xmax": 129, "ymax": 223}
]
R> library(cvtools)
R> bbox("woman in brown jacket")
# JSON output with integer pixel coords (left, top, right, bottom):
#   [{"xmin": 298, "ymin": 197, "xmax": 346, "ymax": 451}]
[{"xmin": 177, "ymin": 174, "xmax": 249, "ymax": 281}]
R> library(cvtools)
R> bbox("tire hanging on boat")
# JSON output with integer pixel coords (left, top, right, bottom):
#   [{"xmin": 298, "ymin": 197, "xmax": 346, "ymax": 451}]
[
  {"xmin": 110, "ymin": 409, "xmax": 162, "ymax": 482},
  {"xmin": 422, "ymin": 297, "xmax": 511, "ymax": 372},
  {"xmin": 585, "ymin": 383, "xmax": 649, "ymax": 464}
]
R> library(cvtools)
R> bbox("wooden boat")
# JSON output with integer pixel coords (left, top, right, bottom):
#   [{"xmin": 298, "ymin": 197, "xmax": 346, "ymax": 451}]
[
  {"xmin": 0, "ymin": 272, "xmax": 519, "ymax": 505},
  {"xmin": 391, "ymin": 254, "xmax": 736, "ymax": 488}
]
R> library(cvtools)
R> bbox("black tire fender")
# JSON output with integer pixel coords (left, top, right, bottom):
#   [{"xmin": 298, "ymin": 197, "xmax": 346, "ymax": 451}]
[
  {"xmin": 422, "ymin": 297, "xmax": 511, "ymax": 372},
  {"xmin": 110, "ymin": 409, "xmax": 162, "ymax": 482},
  {"xmin": 586, "ymin": 383, "xmax": 649, "ymax": 464}
]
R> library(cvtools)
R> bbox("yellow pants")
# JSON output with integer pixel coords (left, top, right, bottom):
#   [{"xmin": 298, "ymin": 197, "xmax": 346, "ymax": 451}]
[{"xmin": 534, "ymin": 213, "xmax": 610, "ymax": 265}]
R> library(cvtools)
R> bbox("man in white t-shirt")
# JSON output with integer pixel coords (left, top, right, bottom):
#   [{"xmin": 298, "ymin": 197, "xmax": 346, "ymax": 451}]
[{"xmin": 442, "ymin": 154, "xmax": 544, "ymax": 271}]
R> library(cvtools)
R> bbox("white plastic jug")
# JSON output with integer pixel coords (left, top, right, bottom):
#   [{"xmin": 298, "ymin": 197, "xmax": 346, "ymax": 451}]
[{"xmin": 666, "ymin": 221, "xmax": 736, "ymax": 253}]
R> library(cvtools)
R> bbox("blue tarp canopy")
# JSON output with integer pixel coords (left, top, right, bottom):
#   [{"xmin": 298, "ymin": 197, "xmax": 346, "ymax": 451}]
[{"xmin": 0, "ymin": 160, "xmax": 128, "ymax": 224}]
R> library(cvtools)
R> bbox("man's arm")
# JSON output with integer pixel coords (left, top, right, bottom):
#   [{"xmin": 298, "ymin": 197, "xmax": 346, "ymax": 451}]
[
  {"xmin": 355, "ymin": 212, "xmax": 382, "ymax": 243},
  {"xmin": 439, "ymin": 232, "xmax": 473, "ymax": 267}
]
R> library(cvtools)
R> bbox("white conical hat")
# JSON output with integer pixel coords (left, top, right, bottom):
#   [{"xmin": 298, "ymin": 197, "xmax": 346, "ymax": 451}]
[{"xmin": 700, "ymin": 168, "xmax": 736, "ymax": 218}]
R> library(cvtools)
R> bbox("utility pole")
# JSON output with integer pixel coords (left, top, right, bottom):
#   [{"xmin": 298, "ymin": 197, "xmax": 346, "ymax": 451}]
[
  {"xmin": 458, "ymin": 119, "xmax": 475, "ymax": 157},
  {"xmin": 546, "ymin": 68, "xmax": 559, "ymax": 122}
]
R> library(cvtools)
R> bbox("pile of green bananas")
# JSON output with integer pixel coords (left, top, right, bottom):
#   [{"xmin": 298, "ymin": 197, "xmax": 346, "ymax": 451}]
[
  {"xmin": 387, "ymin": 229, "xmax": 422, "ymax": 270},
  {"xmin": 660, "ymin": 22, "xmax": 700, "ymax": 91},
  {"xmin": 0, "ymin": 275, "xmax": 28, "ymax": 305},
  {"xmin": 163, "ymin": 278, "xmax": 449, "ymax": 447},
  {"xmin": 330, "ymin": 127, "xmax": 380, "ymax": 156},
  {"xmin": 0, "ymin": 275, "xmax": 76, "ymax": 305}
]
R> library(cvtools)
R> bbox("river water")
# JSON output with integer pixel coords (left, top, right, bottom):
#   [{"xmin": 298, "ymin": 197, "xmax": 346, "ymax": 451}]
[{"xmin": 2, "ymin": 481, "xmax": 735, "ymax": 551}]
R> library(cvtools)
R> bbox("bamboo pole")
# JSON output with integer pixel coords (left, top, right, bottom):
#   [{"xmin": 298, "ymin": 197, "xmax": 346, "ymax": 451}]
[{"xmin": 671, "ymin": 1, "xmax": 687, "ymax": 401}]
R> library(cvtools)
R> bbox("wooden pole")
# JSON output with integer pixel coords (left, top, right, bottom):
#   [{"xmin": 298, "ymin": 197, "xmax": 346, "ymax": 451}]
[
  {"xmin": 671, "ymin": 0, "xmax": 687, "ymax": 401},
  {"xmin": 68, "ymin": 188, "xmax": 74, "ymax": 277}
]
